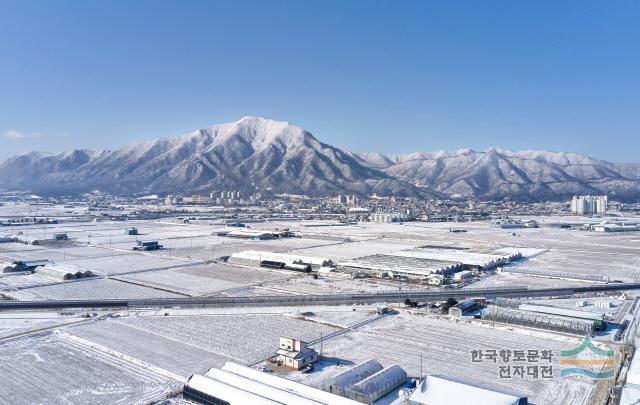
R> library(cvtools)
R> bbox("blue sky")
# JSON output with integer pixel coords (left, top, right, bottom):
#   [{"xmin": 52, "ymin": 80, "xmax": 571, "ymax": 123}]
[{"xmin": 1, "ymin": 0, "xmax": 639, "ymax": 162}]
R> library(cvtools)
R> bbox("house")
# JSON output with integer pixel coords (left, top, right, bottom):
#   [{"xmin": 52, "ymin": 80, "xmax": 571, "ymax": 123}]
[{"xmin": 274, "ymin": 337, "xmax": 318, "ymax": 370}]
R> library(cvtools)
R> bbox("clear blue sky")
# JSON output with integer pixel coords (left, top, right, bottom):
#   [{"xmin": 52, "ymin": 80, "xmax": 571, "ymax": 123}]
[{"xmin": 1, "ymin": 0, "xmax": 639, "ymax": 162}]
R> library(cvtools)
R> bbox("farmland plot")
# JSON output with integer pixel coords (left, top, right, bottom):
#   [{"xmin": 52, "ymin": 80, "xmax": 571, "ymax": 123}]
[
  {"xmin": 0, "ymin": 331, "xmax": 176, "ymax": 405},
  {"xmin": 8, "ymin": 278, "xmax": 182, "ymax": 300},
  {"xmin": 305, "ymin": 311, "xmax": 601, "ymax": 405},
  {"xmin": 65, "ymin": 313, "xmax": 339, "ymax": 376}
]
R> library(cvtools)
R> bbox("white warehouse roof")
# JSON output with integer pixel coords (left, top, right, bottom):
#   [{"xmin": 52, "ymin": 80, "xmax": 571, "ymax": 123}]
[
  {"xmin": 203, "ymin": 367, "xmax": 323, "ymax": 405},
  {"xmin": 186, "ymin": 374, "xmax": 281, "ymax": 405},
  {"xmin": 518, "ymin": 303, "xmax": 604, "ymax": 321},
  {"xmin": 230, "ymin": 250, "xmax": 333, "ymax": 267},
  {"xmin": 409, "ymin": 375, "xmax": 527, "ymax": 405},
  {"xmin": 395, "ymin": 248, "xmax": 514, "ymax": 268},
  {"xmin": 220, "ymin": 362, "xmax": 360, "ymax": 405}
]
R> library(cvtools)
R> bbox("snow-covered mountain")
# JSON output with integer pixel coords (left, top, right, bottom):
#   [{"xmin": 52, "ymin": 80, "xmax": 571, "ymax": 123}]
[
  {"xmin": 352, "ymin": 148, "xmax": 640, "ymax": 201},
  {"xmin": 1, "ymin": 116, "xmax": 639, "ymax": 201},
  {"xmin": 0, "ymin": 117, "xmax": 429, "ymax": 198}
]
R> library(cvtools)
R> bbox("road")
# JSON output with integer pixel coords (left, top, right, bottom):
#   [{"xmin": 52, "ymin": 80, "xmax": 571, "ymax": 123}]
[{"xmin": 1, "ymin": 282, "xmax": 639, "ymax": 311}]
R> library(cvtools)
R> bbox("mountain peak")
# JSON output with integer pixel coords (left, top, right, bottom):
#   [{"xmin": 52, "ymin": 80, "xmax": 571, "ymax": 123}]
[{"xmin": 1, "ymin": 117, "xmax": 639, "ymax": 201}]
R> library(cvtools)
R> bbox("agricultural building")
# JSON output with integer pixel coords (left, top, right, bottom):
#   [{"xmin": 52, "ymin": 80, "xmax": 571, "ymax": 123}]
[{"xmin": 409, "ymin": 375, "xmax": 527, "ymax": 405}]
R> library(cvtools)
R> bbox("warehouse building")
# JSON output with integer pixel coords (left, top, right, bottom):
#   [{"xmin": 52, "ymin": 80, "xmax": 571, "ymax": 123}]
[
  {"xmin": 184, "ymin": 362, "xmax": 360, "ymax": 405},
  {"xmin": 448, "ymin": 298, "xmax": 484, "ymax": 318},
  {"xmin": 229, "ymin": 250, "xmax": 334, "ymax": 269},
  {"xmin": 340, "ymin": 254, "xmax": 462, "ymax": 281},
  {"xmin": 409, "ymin": 375, "xmax": 527, "ymax": 405},
  {"xmin": 226, "ymin": 229, "xmax": 277, "ymax": 240},
  {"xmin": 394, "ymin": 247, "xmax": 522, "ymax": 271},
  {"xmin": 593, "ymin": 222, "xmax": 639, "ymax": 233}
]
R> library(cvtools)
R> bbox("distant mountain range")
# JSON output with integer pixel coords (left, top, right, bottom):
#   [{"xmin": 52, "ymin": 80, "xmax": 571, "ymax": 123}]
[{"xmin": 1, "ymin": 116, "xmax": 639, "ymax": 201}]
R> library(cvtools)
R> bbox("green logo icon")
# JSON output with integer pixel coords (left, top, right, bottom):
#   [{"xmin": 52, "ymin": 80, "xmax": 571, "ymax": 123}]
[{"xmin": 560, "ymin": 337, "xmax": 615, "ymax": 379}]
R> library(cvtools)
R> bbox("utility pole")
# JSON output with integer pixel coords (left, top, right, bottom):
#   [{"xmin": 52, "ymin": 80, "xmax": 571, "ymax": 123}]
[{"xmin": 420, "ymin": 353, "xmax": 423, "ymax": 381}]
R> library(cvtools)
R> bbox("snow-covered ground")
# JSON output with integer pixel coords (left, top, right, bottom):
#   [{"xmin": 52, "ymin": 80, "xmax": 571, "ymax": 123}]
[
  {"xmin": 288, "ymin": 311, "xmax": 602, "ymax": 405},
  {"xmin": 65, "ymin": 311, "xmax": 340, "ymax": 376},
  {"xmin": 2, "ymin": 214, "xmax": 638, "ymax": 404},
  {"xmin": 7, "ymin": 278, "xmax": 182, "ymax": 300},
  {"xmin": 0, "ymin": 331, "xmax": 178, "ymax": 404},
  {"xmin": 114, "ymin": 262, "xmax": 290, "ymax": 296}
]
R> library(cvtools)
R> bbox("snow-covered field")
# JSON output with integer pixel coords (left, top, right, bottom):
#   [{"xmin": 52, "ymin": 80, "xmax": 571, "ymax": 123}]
[
  {"xmin": 0, "ymin": 312, "xmax": 84, "ymax": 338},
  {"xmin": 265, "ymin": 276, "xmax": 408, "ymax": 295},
  {"xmin": 3, "ymin": 214, "xmax": 639, "ymax": 404},
  {"xmin": 292, "ymin": 311, "xmax": 602, "ymax": 405},
  {"xmin": 115, "ymin": 263, "xmax": 289, "ymax": 296},
  {"xmin": 7, "ymin": 278, "xmax": 182, "ymax": 300},
  {"xmin": 0, "ymin": 331, "xmax": 178, "ymax": 404},
  {"xmin": 65, "ymin": 312, "xmax": 340, "ymax": 375}
]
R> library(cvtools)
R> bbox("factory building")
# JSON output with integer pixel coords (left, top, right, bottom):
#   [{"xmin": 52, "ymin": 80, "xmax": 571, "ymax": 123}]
[
  {"xmin": 592, "ymin": 222, "xmax": 639, "ymax": 232},
  {"xmin": 571, "ymin": 195, "xmax": 607, "ymax": 215},
  {"xmin": 184, "ymin": 362, "xmax": 360, "ymax": 405},
  {"xmin": 229, "ymin": 250, "xmax": 334, "ymax": 269},
  {"xmin": 341, "ymin": 254, "xmax": 463, "ymax": 281},
  {"xmin": 226, "ymin": 229, "xmax": 277, "ymax": 240},
  {"xmin": 492, "ymin": 219, "xmax": 538, "ymax": 229},
  {"xmin": 409, "ymin": 375, "xmax": 527, "ymax": 405},
  {"xmin": 393, "ymin": 247, "xmax": 521, "ymax": 271}
]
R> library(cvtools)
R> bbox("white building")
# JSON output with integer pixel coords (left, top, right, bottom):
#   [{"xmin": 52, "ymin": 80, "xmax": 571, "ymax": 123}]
[
  {"xmin": 369, "ymin": 213, "xmax": 413, "ymax": 223},
  {"xmin": 184, "ymin": 362, "xmax": 360, "ymax": 405},
  {"xmin": 228, "ymin": 250, "xmax": 334, "ymax": 268},
  {"xmin": 274, "ymin": 337, "xmax": 318, "ymax": 370},
  {"xmin": 409, "ymin": 375, "xmax": 527, "ymax": 405},
  {"xmin": 571, "ymin": 195, "xmax": 607, "ymax": 215}
]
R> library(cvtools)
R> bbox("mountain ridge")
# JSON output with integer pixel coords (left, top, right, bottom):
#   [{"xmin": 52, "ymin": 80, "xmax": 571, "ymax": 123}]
[{"xmin": 1, "ymin": 116, "xmax": 639, "ymax": 201}]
